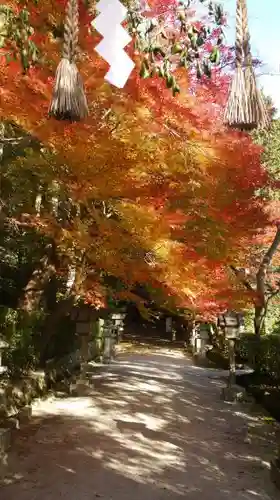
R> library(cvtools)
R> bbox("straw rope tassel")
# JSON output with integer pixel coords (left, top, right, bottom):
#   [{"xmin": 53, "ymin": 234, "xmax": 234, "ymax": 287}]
[
  {"xmin": 241, "ymin": 0, "xmax": 269, "ymax": 129},
  {"xmin": 224, "ymin": 0, "xmax": 268, "ymax": 130},
  {"xmin": 49, "ymin": 0, "xmax": 88, "ymax": 121}
]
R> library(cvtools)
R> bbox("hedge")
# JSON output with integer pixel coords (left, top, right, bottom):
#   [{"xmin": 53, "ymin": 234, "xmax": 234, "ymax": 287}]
[{"xmin": 238, "ymin": 333, "xmax": 280, "ymax": 381}]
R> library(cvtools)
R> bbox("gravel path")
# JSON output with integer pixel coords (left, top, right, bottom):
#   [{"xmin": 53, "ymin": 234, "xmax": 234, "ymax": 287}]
[{"xmin": 0, "ymin": 348, "xmax": 279, "ymax": 500}]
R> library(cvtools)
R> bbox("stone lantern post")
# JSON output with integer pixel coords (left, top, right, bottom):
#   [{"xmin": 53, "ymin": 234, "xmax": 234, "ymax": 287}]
[
  {"xmin": 102, "ymin": 318, "xmax": 115, "ymax": 364},
  {"xmin": 111, "ymin": 312, "xmax": 126, "ymax": 343},
  {"xmin": 218, "ymin": 311, "xmax": 243, "ymax": 401},
  {"xmin": 193, "ymin": 323, "xmax": 211, "ymax": 360}
]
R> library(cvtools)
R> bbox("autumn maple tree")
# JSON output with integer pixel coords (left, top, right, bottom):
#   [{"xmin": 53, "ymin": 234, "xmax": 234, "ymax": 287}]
[
  {"xmin": 0, "ymin": 0, "xmax": 273, "ymax": 333},
  {"xmin": 229, "ymin": 117, "xmax": 280, "ymax": 336}
]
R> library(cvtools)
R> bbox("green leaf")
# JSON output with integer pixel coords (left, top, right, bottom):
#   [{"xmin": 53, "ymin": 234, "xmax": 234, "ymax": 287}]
[
  {"xmin": 20, "ymin": 49, "xmax": 29, "ymax": 72},
  {"xmin": 190, "ymin": 34, "xmax": 198, "ymax": 50},
  {"xmin": 19, "ymin": 9, "xmax": 29, "ymax": 23},
  {"xmin": 166, "ymin": 73, "xmax": 175, "ymax": 89},
  {"xmin": 203, "ymin": 60, "xmax": 211, "ymax": 78},
  {"xmin": 196, "ymin": 62, "xmax": 203, "ymax": 79},
  {"xmin": 15, "ymin": 28, "xmax": 22, "ymax": 41},
  {"xmin": 187, "ymin": 27, "xmax": 194, "ymax": 38},
  {"xmin": 191, "ymin": 35, "xmax": 198, "ymax": 49},
  {"xmin": 210, "ymin": 47, "xmax": 220, "ymax": 65},
  {"xmin": 172, "ymin": 84, "xmax": 180, "ymax": 96},
  {"xmin": 171, "ymin": 43, "xmax": 183, "ymax": 55},
  {"xmin": 179, "ymin": 57, "xmax": 185, "ymax": 67},
  {"xmin": 215, "ymin": 49, "xmax": 220, "ymax": 65},
  {"xmin": 140, "ymin": 61, "xmax": 150, "ymax": 79},
  {"xmin": 153, "ymin": 46, "xmax": 165, "ymax": 57},
  {"xmin": 197, "ymin": 36, "xmax": 205, "ymax": 47}
]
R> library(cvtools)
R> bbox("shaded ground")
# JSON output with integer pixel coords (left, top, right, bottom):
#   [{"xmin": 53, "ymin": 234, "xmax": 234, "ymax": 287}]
[
  {"xmin": 206, "ymin": 347, "xmax": 280, "ymax": 422},
  {"xmin": 236, "ymin": 372, "xmax": 280, "ymax": 423},
  {"xmin": 0, "ymin": 347, "xmax": 279, "ymax": 500}
]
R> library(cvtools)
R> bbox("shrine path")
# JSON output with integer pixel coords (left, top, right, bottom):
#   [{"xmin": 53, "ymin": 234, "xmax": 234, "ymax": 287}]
[{"xmin": 0, "ymin": 348, "xmax": 279, "ymax": 500}]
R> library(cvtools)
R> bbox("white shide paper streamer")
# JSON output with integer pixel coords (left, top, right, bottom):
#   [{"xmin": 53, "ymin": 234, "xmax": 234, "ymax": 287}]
[{"xmin": 93, "ymin": 0, "xmax": 135, "ymax": 88}]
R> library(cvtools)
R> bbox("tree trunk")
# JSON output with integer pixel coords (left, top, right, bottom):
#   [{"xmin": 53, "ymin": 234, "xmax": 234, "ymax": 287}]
[
  {"xmin": 254, "ymin": 304, "xmax": 266, "ymax": 338},
  {"xmin": 18, "ymin": 256, "xmax": 55, "ymax": 312},
  {"xmin": 18, "ymin": 242, "xmax": 57, "ymax": 312},
  {"xmin": 254, "ymin": 227, "xmax": 280, "ymax": 335},
  {"xmin": 40, "ymin": 295, "xmax": 76, "ymax": 363},
  {"xmin": 230, "ymin": 226, "xmax": 280, "ymax": 337},
  {"xmin": 40, "ymin": 260, "xmax": 87, "ymax": 362}
]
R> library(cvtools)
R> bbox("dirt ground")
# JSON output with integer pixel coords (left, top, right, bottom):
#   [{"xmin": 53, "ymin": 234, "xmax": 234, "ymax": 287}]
[{"xmin": 0, "ymin": 348, "xmax": 279, "ymax": 500}]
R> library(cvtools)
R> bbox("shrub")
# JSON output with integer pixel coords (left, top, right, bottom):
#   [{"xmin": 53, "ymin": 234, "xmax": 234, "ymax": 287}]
[
  {"xmin": 239, "ymin": 333, "xmax": 280, "ymax": 381},
  {"xmin": 1, "ymin": 307, "xmax": 44, "ymax": 377},
  {"xmin": 206, "ymin": 348, "xmax": 229, "ymax": 369},
  {"xmin": 0, "ymin": 306, "xmax": 77, "ymax": 376},
  {"xmin": 42, "ymin": 314, "xmax": 77, "ymax": 362}
]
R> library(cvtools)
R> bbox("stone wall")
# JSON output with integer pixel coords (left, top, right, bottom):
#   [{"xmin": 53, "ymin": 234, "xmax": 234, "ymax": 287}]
[{"xmin": 0, "ymin": 370, "xmax": 46, "ymax": 420}]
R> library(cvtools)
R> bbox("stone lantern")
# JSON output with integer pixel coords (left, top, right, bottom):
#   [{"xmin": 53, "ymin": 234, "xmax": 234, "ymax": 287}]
[
  {"xmin": 193, "ymin": 323, "xmax": 211, "ymax": 360},
  {"xmin": 102, "ymin": 318, "xmax": 115, "ymax": 364},
  {"xmin": 111, "ymin": 312, "xmax": 126, "ymax": 343},
  {"xmin": 218, "ymin": 311, "xmax": 243, "ymax": 401}
]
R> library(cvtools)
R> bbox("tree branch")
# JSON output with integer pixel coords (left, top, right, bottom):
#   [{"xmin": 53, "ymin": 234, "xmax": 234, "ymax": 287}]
[
  {"xmin": 0, "ymin": 136, "xmax": 38, "ymax": 147},
  {"xmin": 229, "ymin": 265, "xmax": 254, "ymax": 291},
  {"xmin": 267, "ymin": 286, "xmax": 280, "ymax": 303},
  {"xmin": 256, "ymin": 226, "xmax": 280, "ymax": 306}
]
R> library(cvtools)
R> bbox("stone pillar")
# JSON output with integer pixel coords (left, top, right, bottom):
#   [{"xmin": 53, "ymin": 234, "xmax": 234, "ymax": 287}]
[
  {"xmin": 228, "ymin": 338, "xmax": 236, "ymax": 387},
  {"xmin": 111, "ymin": 313, "xmax": 125, "ymax": 343},
  {"xmin": 221, "ymin": 333, "xmax": 241, "ymax": 402},
  {"xmin": 75, "ymin": 306, "xmax": 92, "ymax": 381},
  {"xmin": 194, "ymin": 324, "xmax": 209, "ymax": 359},
  {"xmin": 92, "ymin": 317, "xmax": 104, "ymax": 360},
  {"xmin": 190, "ymin": 325, "xmax": 196, "ymax": 350},
  {"xmin": 166, "ymin": 317, "xmax": 172, "ymax": 340},
  {"xmin": 103, "ymin": 319, "xmax": 114, "ymax": 364},
  {"xmin": 195, "ymin": 334, "xmax": 207, "ymax": 358}
]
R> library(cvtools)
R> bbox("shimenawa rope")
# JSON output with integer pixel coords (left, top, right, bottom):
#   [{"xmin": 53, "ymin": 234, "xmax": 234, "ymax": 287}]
[
  {"xmin": 49, "ymin": 0, "xmax": 88, "ymax": 121},
  {"xmin": 224, "ymin": 0, "xmax": 268, "ymax": 130}
]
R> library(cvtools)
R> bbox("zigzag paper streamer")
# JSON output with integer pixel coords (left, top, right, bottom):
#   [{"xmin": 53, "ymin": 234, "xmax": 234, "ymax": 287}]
[{"xmin": 93, "ymin": 0, "xmax": 135, "ymax": 88}]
